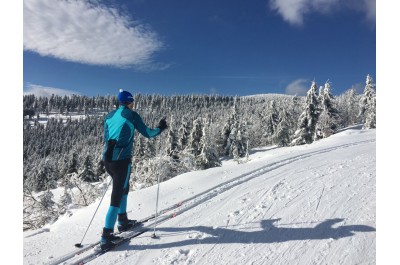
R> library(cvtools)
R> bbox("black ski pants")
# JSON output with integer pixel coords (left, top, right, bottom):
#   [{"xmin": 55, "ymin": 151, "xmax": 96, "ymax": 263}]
[{"xmin": 103, "ymin": 158, "xmax": 131, "ymax": 208}]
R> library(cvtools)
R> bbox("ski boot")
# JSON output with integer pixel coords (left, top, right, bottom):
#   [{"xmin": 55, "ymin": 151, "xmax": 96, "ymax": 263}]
[
  {"xmin": 100, "ymin": 228, "xmax": 120, "ymax": 251},
  {"xmin": 117, "ymin": 213, "xmax": 137, "ymax": 232}
]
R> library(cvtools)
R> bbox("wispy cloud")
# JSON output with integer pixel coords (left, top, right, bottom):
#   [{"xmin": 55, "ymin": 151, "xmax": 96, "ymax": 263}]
[
  {"xmin": 284, "ymin": 78, "xmax": 309, "ymax": 96},
  {"xmin": 23, "ymin": 0, "xmax": 164, "ymax": 69},
  {"xmin": 268, "ymin": 0, "xmax": 375, "ymax": 27},
  {"xmin": 24, "ymin": 83, "xmax": 81, "ymax": 97}
]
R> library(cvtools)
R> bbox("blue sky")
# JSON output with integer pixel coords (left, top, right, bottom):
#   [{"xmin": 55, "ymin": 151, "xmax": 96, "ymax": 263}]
[{"xmin": 23, "ymin": 0, "xmax": 376, "ymax": 97}]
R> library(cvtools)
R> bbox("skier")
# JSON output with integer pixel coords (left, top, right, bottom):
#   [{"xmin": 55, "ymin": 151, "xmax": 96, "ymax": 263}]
[{"xmin": 100, "ymin": 89, "xmax": 167, "ymax": 251}]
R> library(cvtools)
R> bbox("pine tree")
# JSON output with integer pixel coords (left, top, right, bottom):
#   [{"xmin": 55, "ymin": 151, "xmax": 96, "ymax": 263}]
[
  {"xmin": 315, "ymin": 82, "xmax": 341, "ymax": 139},
  {"xmin": 26, "ymin": 159, "xmax": 57, "ymax": 192},
  {"xmin": 337, "ymin": 87, "xmax": 359, "ymax": 127},
  {"xmin": 365, "ymin": 96, "xmax": 376, "ymax": 129},
  {"xmin": 217, "ymin": 101, "xmax": 239, "ymax": 156},
  {"xmin": 273, "ymin": 104, "xmax": 292, "ymax": 146},
  {"xmin": 62, "ymin": 152, "xmax": 79, "ymax": 177},
  {"xmin": 263, "ymin": 100, "xmax": 280, "ymax": 145},
  {"xmin": 188, "ymin": 117, "xmax": 204, "ymax": 157},
  {"xmin": 134, "ymin": 135, "xmax": 146, "ymax": 158},
  {"xmin": 291, "ymin": 81, "xmax": 320, "ymax": 145},
  {"xmin": 79, "ymin": 154, "xmax": 98, "ymax": 182},
  {"xmin": 177, "ymin": 117, "xmax": 192, "ymax": 152},
  {"xmin": 196, "ymin": 121, "xmax": 221, "ymax": 169},
  {"xmin": 219, "ymin": 101, "xmax": 249, "ymax": 161},
  {"xmin": 58, "ymin": 187, "xmax": 72, "ymax": 215},
  {"xmin": 144, "ymin": 137, "xmax": 156, "ymax": 158},
  {"xmin": 359, "ymin": 74, "xmax": 376, "ymax": 129},
  {"xmin": 165, "ymin": 115, "xmax": 179, "ymax": 160},
  {"xmin": 218, "ymin": 118, "xmax": 233, "ymax": 156}
]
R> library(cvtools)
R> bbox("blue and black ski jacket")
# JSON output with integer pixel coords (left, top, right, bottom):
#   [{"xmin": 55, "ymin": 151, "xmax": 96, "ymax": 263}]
[{"xmin": 102, "ymin": 105, "xmax": 161, "ymax": 161}]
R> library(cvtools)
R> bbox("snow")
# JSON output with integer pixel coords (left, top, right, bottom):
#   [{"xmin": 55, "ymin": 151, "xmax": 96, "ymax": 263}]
[
  {"xmin": 23, "ymin": 126, "xmax": 376, "ymax": 265},
  {"xmin": 26, "ymin": 112, "xmax": 107, "ymax": 127}
]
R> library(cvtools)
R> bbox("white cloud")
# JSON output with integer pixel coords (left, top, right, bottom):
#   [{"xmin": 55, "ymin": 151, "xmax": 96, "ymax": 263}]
[
  {"xmin": 360, "ymin": 0, "xmax": 376, "ymax": 25},
  {"xmin": 285, "ymin": 78, "xmax": 309, "ymax": 96},
  {"xmin": 24, "ymin": 83, "xmax": 81, "ymax": 97},
  {"xmin": 269, "ymin": 0, "xmax": 309, "ymax": 26},
  {"xmin": 23, "ymin": 0, "xmax": 164, "ymax": 69},
  {"xmin": 269, "ymin": 0, "xmax": 375, "ymax": 26}
]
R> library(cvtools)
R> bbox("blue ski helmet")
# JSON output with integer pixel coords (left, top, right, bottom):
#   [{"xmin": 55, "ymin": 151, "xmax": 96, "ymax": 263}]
[{"xmin": 118, "ymin": 89, "xmax": 134, "ymax": 104}]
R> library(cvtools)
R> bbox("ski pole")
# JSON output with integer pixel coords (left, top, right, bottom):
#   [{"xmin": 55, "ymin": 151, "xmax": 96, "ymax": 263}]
[
  {"xmin": 75, "ymin": 178, "xmax": 112, "ymax": 248},
  {"xmin": 152, "ymin": 141, "xmax": 164, "ymax": 239}
]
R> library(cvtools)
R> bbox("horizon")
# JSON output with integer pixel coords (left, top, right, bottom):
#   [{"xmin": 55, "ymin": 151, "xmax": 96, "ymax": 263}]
[{"xmin": 21, "ymin": 89, "xmax": 357, "ymax": 99}]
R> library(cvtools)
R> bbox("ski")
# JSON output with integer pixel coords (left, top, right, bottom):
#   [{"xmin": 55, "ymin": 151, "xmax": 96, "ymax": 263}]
[
  {"xmin": 46, "ymin": 202, "xmax": 185, "ymax": 265},
  {"xmin": 45, "ymin": 218, "xmax": 147, "ymax": 265},
  {"xmin": 72, "ymin": 228, "xmax": 149, "ymax": 265}
]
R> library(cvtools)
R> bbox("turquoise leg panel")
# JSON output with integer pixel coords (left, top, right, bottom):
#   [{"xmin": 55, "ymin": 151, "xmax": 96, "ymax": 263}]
[{"xmin": 104, "ymin": 206, "xmax": 119, "ymax": 229}]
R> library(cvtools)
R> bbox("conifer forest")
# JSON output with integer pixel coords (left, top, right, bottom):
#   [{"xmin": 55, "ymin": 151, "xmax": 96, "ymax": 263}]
[{"xmin": 23, "ymin": 76, "xmax": 376, "ymax": 230}]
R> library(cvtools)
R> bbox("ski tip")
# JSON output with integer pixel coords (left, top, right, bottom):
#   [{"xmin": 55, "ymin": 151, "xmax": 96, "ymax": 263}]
[{"xmin": 75, "ymin": 243, "xmax": 83, "ymax": 248}]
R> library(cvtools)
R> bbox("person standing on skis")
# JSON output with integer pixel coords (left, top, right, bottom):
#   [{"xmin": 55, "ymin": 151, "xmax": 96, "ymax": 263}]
[{"xmin": 100, "ymin": 89, "xmax": 167, "ymax": 251}]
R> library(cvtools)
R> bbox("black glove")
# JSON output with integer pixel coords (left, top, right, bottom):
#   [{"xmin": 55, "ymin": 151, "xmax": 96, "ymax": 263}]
[{"xmin": 157, "ymin": 118, "xmax": 167, "ymax": 132}]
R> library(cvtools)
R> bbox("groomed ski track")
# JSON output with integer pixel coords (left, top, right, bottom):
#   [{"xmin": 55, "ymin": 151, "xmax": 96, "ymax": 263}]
[{"xmin": 24, "ymin": 127, "xmax": 376, "ymax": 265}]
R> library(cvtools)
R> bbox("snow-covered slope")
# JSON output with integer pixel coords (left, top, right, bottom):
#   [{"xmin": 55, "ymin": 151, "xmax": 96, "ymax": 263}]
[{"xmin": 23, "ymin": 126, "xmax": 376, "ymax": 265}]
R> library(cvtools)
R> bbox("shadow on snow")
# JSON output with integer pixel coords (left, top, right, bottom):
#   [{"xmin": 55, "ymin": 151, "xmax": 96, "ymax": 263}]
[{"xmin": 119, "ymin": 218, "xmax": 375, "ymax": 251}]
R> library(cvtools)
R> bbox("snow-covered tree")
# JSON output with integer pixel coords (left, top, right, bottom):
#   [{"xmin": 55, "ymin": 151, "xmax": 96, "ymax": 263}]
[
  {"xmin": 26, "ymin": 159, "xmax": 57, "ymax": 192},
  {"xmin": 217, "ymin": 100, "xmax": 248, "ymax": 161},
  {"xmin": 337, "ymin": 87, "xmax": 359, "ymax": 127},
  {"xmin": 262, "ymin": 100, "xmax": 280, "ymax": 145},
  {"xmin": 359, "ymin": 74, "xmax": 376, "ymax": 129},
  {"xmin": 165, "ymin": 115, "xmax": 180, "ymax": 160},
  {"xmin": 188, "ymin": 117, "xmax": 204, "ymax": 157},
  {"xmin": 134, "ymin": 135, "xmax": 146, "ymax": 158},
  {"xmin": 315, "ymin": 82, "xmax": 341, "ymax": 139},
  {"xmin": 23, "ymin": 187, "xmax": 58, "ymax": 230},
  {"xmin": 218, "ymin": 114, "xmax": 234, "ymax": 156},
  {"xmin": 58, "ymin": 187, "xmax": 73, "ymax": 215},
  {"xmin": 364, "ymin": 96, "xmax": 376, "ymax": 129},
  {"xmin": 61, "ymin": 152, "xmax": 79, "ymax": 177},
  {"xmin": 79, "ymin": 154, "xmax": 98, "ymax": 182},
  {"xmin": 196, "ymin": 121, "xmax": 221, "ymax": 169},
  {"xmin": 143, "ymin": 138, "xmax": 156, "ymax": 158},
  {"xmin": 69, "ymin": 173, "xmax": 99, "ymax": 206},
  {"xmin": 177, "ymin": 117, "xmax": 192, "ymax": 152},
  {"xmin": 291, "ymin": 81, "xmax": 320, "ymax": 145},
  {"xmin": 273, "ymin": 104, "xmax": 292, "ymax": 146},
  {"xmin": 231, "ymin": 121, "xmax": 249, "ymax": 162}
]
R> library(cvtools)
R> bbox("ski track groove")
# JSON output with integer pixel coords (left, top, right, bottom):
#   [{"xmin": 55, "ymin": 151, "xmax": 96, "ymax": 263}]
[{"xmin": 161, "ymin": 139, "xmax": 373, "ymax": 265}]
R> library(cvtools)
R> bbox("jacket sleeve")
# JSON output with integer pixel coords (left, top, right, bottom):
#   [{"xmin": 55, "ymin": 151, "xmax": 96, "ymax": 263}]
[{"xmin": 132, "ymin": 112, "xmax": 161, "ymax": 138}]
